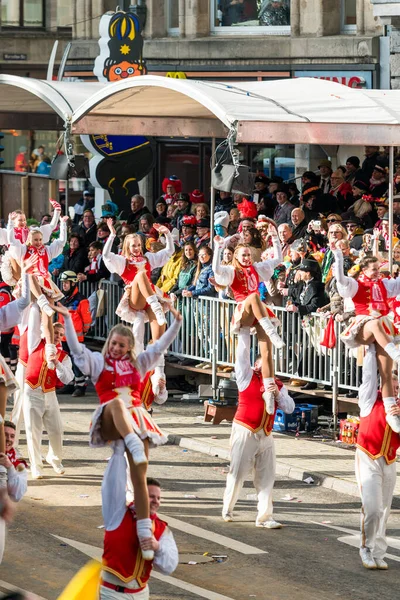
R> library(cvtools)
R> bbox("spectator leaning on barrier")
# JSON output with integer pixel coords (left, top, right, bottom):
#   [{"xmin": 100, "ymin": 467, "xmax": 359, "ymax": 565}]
[
  {"xmin": 58, "ymin": 271, "xmax": 92, "ymax": 397},
  {"xmin": 169, "ymin": 242, "xmax": 198, "ymax": 303},
  {"xmin": 78, "ymin": 241, "xmax": 110, "ymax": 283},
  {"xmin": 62, "ymin": 234, "xmax": 89, "ymax": 276},
  {"xmin": 182, "ymin": 245, "xmax": 215, "ymax": 299}
]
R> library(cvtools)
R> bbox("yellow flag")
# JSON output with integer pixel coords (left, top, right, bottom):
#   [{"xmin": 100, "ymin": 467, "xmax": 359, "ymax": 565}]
[{"xmin": 57, "ymin": 560, "xmax": 102, "ymax": 600}]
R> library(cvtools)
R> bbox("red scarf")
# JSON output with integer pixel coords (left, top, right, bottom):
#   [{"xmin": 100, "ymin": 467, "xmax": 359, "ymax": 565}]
[
  {"xmin": 358, "ymin": 273, "xmax": 388, "ymax": 313},
  {"xmin": 105, "ymin": 355, "xmax": 138, "ymax": 388},
  {"xmin": 14, "ymin": 226, "xmax": 29, "ymax": 243},
  {"xmin": 128, "ymin": 253, "xmax": 145, "ymax": 264}
]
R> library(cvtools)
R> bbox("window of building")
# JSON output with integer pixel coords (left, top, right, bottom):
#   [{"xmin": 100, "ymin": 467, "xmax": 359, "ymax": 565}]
[
  {"xmin": 211, "ymin": 0, "xmax": 290, "ymax": 35},
  {"xmin": 341, "ymin": 0, "xmax": 356, "ymax": 33},
  {"xmin": 166, "ymin": 0, "xmax": 179, "ymax": 35},
  {"xmin": 57, "ymin": 0, "xmax": 72, "ymax": 29},
  {"xmin": 1, "ymin": 0, "xmax": 45, "ymax": 27}
]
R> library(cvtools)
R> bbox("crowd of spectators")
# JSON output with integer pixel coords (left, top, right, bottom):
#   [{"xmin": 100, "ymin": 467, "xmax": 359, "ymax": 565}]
[{"xmin": 22, "ymin": 146, "xmax": 400, "ymax": 384}]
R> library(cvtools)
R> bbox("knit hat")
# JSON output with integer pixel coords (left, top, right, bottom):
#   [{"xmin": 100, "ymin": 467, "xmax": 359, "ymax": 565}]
[
  {"xmin": 101, "ymin": 201, "xmax": 119, "ymax": 217},
  {"xmin": 346, "ymin": 156, "xmax": 360, "ymax": 168},
  {"xmin": 238, "ymin": 199, "xmax": 258, "ymax": 219},
  {"xmin": 302, "ymin": 183, "xmax": 322, "ymax": 200},
  {"xmin": 190, "ymin": 189, "xmax": 205, "ymax": 204},
  {"xmin": 373, "ymin": 164, "xmax": 387, "ymax": 175},
  {"xmin": 162, "ymin": 175, "xmax": 182, "ymax": 194},
  {"xmin": 214, "ymin": 211, "xmax": 229, "ymax": 230}
]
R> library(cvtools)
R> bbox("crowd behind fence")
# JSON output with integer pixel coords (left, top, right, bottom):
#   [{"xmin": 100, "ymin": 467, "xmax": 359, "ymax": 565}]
[{"xmin": 69, "ymin": 278, "xmax": 362, "ymax": 417}]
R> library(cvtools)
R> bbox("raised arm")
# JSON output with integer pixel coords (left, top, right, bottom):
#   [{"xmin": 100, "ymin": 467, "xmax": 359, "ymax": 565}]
[
  {"xmin": 235, "ymin": 327, "xmax": 253, "ymax": 392},
  {"xmin": 58, "ymin": 308, "xmax": 104, "ymax": 383},
  {"xmin": 46, "ymin": 217, "xmax": 67, "ymax": 261},
  {"xmin": 383, "ymin": 276, "xmax": 400, "ymax": 298},
  {"xmin": 102, "ymin": 232, "xmax": 126, "ymax": 276},
  {"xmin": 6, "ymin": 215, "xmax": 25, "ymax": 263},
  {"xmin": 136, "ymin": 313, "xmax": 182, "ymax": 379},
  {"xmin": 101, "ymin": 439, "xmax": 129, "ymax": 531},
  {"xmin": 0, "ymin": 268, "xmax": 30, "ymax": 331},
  {"xmin": 40, "ymin": 200, "xmax": 61, "ymax": 243},
  {"xmin": 358, "ymin": 344, "xmax": 379, "ymax": 417},
  {"xmin": 254, "ymin": 228, "xmax": 283, "ymax": 282},
  {"xmin": 146, "ymin": 226, "xmax": 175, "ymax": 270},
  {"xmin": 0, "ymin": 228, "xmax": 7, "ymax": 246},
  {"xmin": 27, "ymin": 302, "xmax": 42, "ymax": 354},
  {"xmin": 212, "ymin": 236, "xmax": 234, "ymax": 286},
  {"xmin": 331, "ymin": 246, "xmax": 358, "ymax": 299}
]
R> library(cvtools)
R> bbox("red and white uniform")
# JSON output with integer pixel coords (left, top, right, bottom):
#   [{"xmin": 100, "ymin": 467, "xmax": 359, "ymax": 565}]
[
  {"xmin": 23, "ymin": 304, "xmax": 73, "ymax": 477},
  {"xmin": 102, "ymin": 231, "xmax": 174, "ymax": 325},
  {"xmin": 355, "ymin": 345, "xmax": 399, "ymax": 560},
  {"xmin": 0, "ymin": 208, "xmax": 60, "ymax": 247},
  {"xmin": 334, "ymin": 248, "xmax": 400, "ymax": 348},
  {"xmin": 100, "ymin": 440, "xmax": 178, "ymax": 599},
  {"xmin": 10, "ymin": 328, "xmax": 28, "ymax": 446},
  {"xmin": 5, "ymin": 447, "xmax": 28, "ymax": 502},
  {"xmin": 7, "ymin": 219, "xmax": 67, "ymax": 300},
  {"xmin": 222, "ymin": 327, "xmax": 295, "ymax": 523},
  {"xmin": 62, "ymin": 315, "xmax": 181, "ymax": 448},
  {"xmin": 213, "ymin": 236, "xmax": 282, "ymax": 333}
]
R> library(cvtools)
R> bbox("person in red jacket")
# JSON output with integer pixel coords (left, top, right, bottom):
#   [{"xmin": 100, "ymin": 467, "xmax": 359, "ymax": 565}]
[
  {"xmin": 58, "ymin": 271, "xmax": 92, "ymax": 397},
  {"xmin": 222, "ymin": 327, "xmax": 295, "ymax": 528},
  {"xmin": 355, "ymin": 344, "xmax": 400, "ymax": 570}
]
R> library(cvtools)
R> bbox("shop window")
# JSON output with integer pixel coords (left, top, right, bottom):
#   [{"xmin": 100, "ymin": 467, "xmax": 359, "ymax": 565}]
[
  {"xmin": 212, "ymin": 0, "xmax": 290, "ymax": 35},
  {"xmin": 1, "ymin": 0, "xmax": 44, "ymax": 27},
  {"xmin": 166, "ymin": 0, "xmax": 179, "ymax": 35},
  {"xmin": 341, "ymin": 0, "xmax": 356, "ymax": 34}
]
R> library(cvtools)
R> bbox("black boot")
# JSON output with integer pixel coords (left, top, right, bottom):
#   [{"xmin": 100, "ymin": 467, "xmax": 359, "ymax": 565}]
[
  {"xmin": 301, "ymin": 382, "xmax": 318, "ymax": 391},
  {"xmin": 59, "ymin": 385, "xmax": 74, "ymax": 395}
]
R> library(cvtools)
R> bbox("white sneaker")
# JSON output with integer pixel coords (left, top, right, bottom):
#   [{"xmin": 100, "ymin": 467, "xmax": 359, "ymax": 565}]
[
  {"xmin": 153, "ymin": 307, "xmax": 166, "ymax": 327},
  {"xmin": 256, "ymin": 519, "xmax": 282, "ymax": 529},
  {"xmin": 262, "ymin": 391, "xmax": 275, "ymax": 415},
  {"xmin": 222, "ymin": 512, "xmax": 233, "ymax": 522},
  {"xmin": 375, "ymin": 558, "xmax": 388, "ymax": 570},
  {"xmin": 46, "ymin": 456, "xmax": 65, "ymax": 475},
  {"xmin": 360, "ymin": 547, "xmax": 377, "ymax": 569}
]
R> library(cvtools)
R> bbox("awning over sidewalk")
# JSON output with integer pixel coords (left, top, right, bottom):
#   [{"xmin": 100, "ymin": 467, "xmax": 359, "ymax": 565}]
[{"xmin": 2, "ymin": 73, "xmax": 400, "ymax": 144}]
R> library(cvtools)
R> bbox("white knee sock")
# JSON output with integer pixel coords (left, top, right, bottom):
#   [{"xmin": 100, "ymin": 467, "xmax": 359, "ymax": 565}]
[
  {"xmin": 147, "ymin": 295, "xmax": 166, "ymax": 326},
  {"xmin": 262, "ymin": 377, "xmax": 276, "ymax": 415},
  {"xmin": 258, "ymin": 317, "xmax": 284, "ymax": 349},
  {"xmin": 124, "ymin": 433, "xmax": 147, "ymax": 465},
  {"xmin": 384, "ymin": 343, "xmax": 400, "ymax": 363},
  {"xmin": 383, "ymin": 397, "xmax": 400, "ymax": 433},
  {"xmin": 137, "ymin": 517, "xmax": 154, "ymax": 560}
]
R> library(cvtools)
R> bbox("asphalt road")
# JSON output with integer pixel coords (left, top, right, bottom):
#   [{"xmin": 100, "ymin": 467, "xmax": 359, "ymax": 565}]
[{"xmin": 0, "ymin": 397, "xmax": 399, "ymax": 600}]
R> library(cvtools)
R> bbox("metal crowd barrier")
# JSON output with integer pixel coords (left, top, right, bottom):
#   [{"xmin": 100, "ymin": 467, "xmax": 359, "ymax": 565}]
[{"xmin": 68, "ymin": 279, "xmax": 362, "ymax": 421}]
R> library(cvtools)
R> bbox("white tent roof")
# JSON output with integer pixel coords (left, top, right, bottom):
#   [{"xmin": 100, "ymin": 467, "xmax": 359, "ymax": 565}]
[{"xmin": 1, "ymin": 74, "xmax": 400, "ymax": 144}]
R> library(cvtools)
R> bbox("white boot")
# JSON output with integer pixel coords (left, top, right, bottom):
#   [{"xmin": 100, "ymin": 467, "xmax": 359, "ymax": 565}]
[
  {"xmin": 258, "ymin": 317, "xmax": 284, "ymax": 349},
  {"xmin": 45, "ymin": 343, "xmax": 57, "ymax": 370},
  {"xmin": 124, "ymin": 433, "xmax": 147, "ymax": 466},
  {"xmin": 147, "ymin": 295, "xmax": 166, "ymax": 327},
  {"xmin": 37, "ymin": 294, "xmax": 54, "ymax": 317},
  {"xmin": 383, "ymin": 397, "xmax": 400, "ymax": 433},
  {"xmin": 137, "ymin": 518, "xmax": 154, "ymax": 561},
  {"xmin": 132, "ymin": 312, "xmax": 146, "ymax": 355},
  {"xmin": 262, "ymin": 377, "xmax": 276, "ymax": 415}
]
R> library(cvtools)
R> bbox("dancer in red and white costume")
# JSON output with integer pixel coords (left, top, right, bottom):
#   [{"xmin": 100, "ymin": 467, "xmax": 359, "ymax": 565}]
[
  {"xmin": 222, "ymin": 327, "xmax": 294, "ymax": 527},
  {"xmin": 100, "ymin": 469, "xmax": 178, "ymax": 599},
  {"xmin": 103, "ymin": 219, "xmax": 175, "ymax": 393},
  {"xmin": 9, "ymin": 326, "xmax": 28, "ymax": 447},
  {"xmin": 333, "ymin": 244, "xmax": 400, "ymax": 432},
  {"xmin": 0, "ymin": 200, "xmax": 61, "ymax": 247},
  {"xmin": 213, "ymin": 226, "xmax": 284, "ymax": 412},
  {"xmin": 23, "ymin": 305, "xmax": 73, "ymax": 479},
  {"xmin": 355, "ymin": 344, "xmax": 399, "ymax": 570},
  {"xmin": 56, "ymin": 302, "xmax": 182, "ymax": 560}
]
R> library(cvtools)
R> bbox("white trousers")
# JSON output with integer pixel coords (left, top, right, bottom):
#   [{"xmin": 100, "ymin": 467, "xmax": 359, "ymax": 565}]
[
  {"xmin": 100, "ymin": 584, "xmax": 149, "ymax": 599},
  {"xmin": 23, "ymin": 385, "xmax": 63, "ymax": 473},
  {"xmin": 10, "ymin": 362, "xmax": 25, "ymax": 446},
  {"xmin": 355, "ymin": 448, "xmax": 397, "ymax": 559},
  {"xmin": 223, "ymin": 422, "xmax": 276, "ymax": 523},
  {"xmin": 0, "ymin": 517, "xmax": 5, "ymax": 564}
]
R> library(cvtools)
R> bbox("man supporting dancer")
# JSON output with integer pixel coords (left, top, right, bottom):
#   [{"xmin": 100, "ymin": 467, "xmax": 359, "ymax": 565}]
[
  {"xmin": 101, "ymin": 450, "xmax": 178, "ymax": 599},
  {"xmin": 222, "ymin": 326, "xmax": 295, "ymax": 527},
  {"xmin": 355, "ymin": 344, "xmax": 400, "ymax": 570}
]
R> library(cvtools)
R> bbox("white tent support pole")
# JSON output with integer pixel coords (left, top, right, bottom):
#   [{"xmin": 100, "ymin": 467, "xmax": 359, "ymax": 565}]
[
  {"xmin": 64, "ymin": 181, "xmax": 69, "ymax": 215},
  {"xmin": 389, "ymin": 146, "xmax": 394, "ymax": 272},
  {"xmin": 210, "ymin": 136, "xmax": 216, "ymax": 245}
]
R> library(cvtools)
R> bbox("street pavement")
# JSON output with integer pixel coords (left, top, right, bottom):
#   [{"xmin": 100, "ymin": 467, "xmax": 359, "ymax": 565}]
[{"xmin": 0, "ymin": 394, "xmax": 399, "ymax": 600}]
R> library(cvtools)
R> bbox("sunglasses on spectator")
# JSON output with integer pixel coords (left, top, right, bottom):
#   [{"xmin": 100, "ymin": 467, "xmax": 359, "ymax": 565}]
[{"xmin": 326, "ymin": 219, "xmax": 339, "ymax": 223}]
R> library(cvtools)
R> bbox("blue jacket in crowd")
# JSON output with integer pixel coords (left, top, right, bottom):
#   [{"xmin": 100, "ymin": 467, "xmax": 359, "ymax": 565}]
[{"xmin": 188, "ymin": 261, "xmax": 216, "ymax": 298}]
